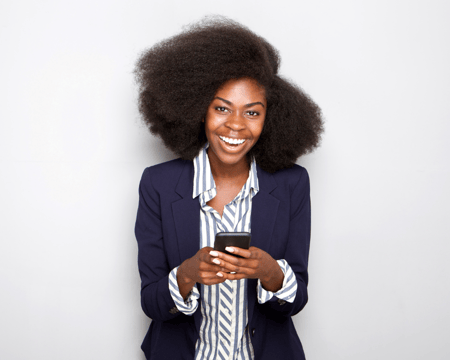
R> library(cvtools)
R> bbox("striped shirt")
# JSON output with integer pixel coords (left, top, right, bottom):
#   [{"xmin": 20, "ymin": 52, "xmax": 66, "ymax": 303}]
[{"xmin": 168, "ymin": 145, "xmax": 298, "ymax": 359}]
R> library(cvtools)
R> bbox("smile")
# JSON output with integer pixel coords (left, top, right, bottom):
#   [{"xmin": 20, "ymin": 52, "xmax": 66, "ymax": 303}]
[{"xmin": 219, "ymin": 136, "xmax": 246, "ymax": 145}]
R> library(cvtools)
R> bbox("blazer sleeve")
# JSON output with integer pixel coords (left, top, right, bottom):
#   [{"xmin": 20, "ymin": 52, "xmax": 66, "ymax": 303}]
[
  {"xmin": 135, "ymin": 167, "xmax": 183, "ymax": 322},
  {"xmin": 261, "ymin": 167, "xmax": 311, "ymax": 318}
]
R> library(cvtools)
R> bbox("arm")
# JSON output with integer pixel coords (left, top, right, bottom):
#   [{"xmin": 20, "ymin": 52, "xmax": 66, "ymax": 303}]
[
  {"xmin": 270, "ymin": 167, "xmax": 311, "ymax": 317},
  {"xmin": 135, "ymin": 168, "xmax": 185, "ymax": 322}
]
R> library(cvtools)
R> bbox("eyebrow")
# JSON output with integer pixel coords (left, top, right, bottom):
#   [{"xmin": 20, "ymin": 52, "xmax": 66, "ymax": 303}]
[{"xmin": 215, "ymin": 97, "xmax": 265, "ymax": 108}]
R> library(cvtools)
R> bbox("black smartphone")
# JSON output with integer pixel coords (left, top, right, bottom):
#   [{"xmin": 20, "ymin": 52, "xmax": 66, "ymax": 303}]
[{"xmin": 214, "ymin": 232, "xmax": 251, "ymax": 257}]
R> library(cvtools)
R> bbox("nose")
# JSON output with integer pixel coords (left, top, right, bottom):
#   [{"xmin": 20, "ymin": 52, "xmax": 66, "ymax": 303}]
[{"xmin": 225, "ymin": 112, "xmax": 245, "ymax": 131}]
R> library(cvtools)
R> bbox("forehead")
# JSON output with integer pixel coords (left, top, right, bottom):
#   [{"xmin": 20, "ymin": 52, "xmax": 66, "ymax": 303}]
[{"xmin": 214, "ymin": 78, "xmax": 266, "ymax": 103}]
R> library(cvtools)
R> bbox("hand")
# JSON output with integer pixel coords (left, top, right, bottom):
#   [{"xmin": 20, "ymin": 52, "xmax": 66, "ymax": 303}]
[
  {"xmin": 177, "ymin": 247, "xmax": 228, "ymax": 299},
  {"xmin": 209, "ymin": 246, "xmax": 284, "ymax": 293}
]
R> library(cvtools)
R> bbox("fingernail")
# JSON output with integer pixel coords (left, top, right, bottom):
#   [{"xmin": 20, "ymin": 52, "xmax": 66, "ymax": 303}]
[
  {"xmin": 216, "ymin": 272, "xmax": 223, "ymax": 277},
  {"xmin": 225, "ymin": 247, "xmax": 234, "ymax": 253},
  {"xmin": 212, "ymin": 258, "xmax": 220, "ymax": 265},
  {"xmin": 209, "ymin": 251, "xmax": 219, "ymax": 257}
]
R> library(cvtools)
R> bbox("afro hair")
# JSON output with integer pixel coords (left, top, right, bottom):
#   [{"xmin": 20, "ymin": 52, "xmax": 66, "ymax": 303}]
[{"xmin": 135, "ymin": 16, "xmax": 323, "ymax": 173}]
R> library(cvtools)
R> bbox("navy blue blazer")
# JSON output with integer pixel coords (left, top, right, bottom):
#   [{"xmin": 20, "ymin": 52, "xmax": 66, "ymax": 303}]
[{"xmin": 135, "ymin": 158, "xmax": 311, "ymax": 359}]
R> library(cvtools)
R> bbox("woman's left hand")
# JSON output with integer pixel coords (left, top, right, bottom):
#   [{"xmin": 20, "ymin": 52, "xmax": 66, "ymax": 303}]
[{"xmin": 209, "ymin": 246, "xmax": 284, "ymax": 293}]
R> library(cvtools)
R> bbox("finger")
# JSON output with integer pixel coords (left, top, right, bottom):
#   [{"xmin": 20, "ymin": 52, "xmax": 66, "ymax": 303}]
[
  {"xmin": 198, "ymin": 271, "xmax": 226, "ymax": 284},
  {"xmin": 198, "ymin": 262, "xmax": 223, "ymax": 272},
  {"xmin": 224, "ymin": 247, "xmax": 252, "ymax": 259},
  {"xmin": 214, "ymin": 271, "xmax": 250, "ymax": 281},
  {"xmin": 201, "ymin": 250, "xmax": 218, "ymax": 263},
  {"xmin": 212, "ymin": 258, "xmax": 243, "ymax": 272},
  {"xmin": 218, "ymin": 258, "xmax": 258, "ymax": 275},
  {"xmin": 221, "ymin": 272, "xmax": 248, "ymax": 281},
  {"xmin": 216, "ymin": 260, "xmax": 241, "ymax": 273},
  {"xmin": 202, "ymin": 270, "xmax": 233, "ymax": 279},
  {"xmin": 210, "ymin": 256, "xmax": 236, "ymax": 273},
  {"xmin": 203, "ymin": 276, "xmax": 228, "ymax": 285},
  {"xmin": 210, "ymin": 250, "xmax": 248, "ymax": 267}
]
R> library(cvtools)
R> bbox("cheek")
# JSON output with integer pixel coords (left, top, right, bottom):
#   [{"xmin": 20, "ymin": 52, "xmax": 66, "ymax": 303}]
[
  {"xmin": 204, "ymin": 113, "xmax": 223, "ymax": 135},
  {"xmin": 203, "ymin": 120, "xmax": 218, "ymax": 143},
  {"xmin": 203, "ymin": 114, "xmax": 213, "ymax": 135},
  {"xmin": 251, "ymin": 121, "xmax": 265, "ymax": 140}
]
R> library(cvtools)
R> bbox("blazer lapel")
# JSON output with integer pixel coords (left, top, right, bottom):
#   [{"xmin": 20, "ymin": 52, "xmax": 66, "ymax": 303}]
[
  {"xmin": 251, "ymin": 175, "xmax": 279, "ymax": 253},
  {"xmin": 248, "ymin": 165, "xmax": 279, "ymax": 325},
  {"xmin": 171, "ymin": 161, "xmax": 201, "ymax": 266}
]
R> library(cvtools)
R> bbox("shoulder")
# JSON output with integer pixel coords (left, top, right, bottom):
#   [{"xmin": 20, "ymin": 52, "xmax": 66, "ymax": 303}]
[
  {"xmin": 258, "ymin": 163, "xmax": 309, "ymax": 191},
  {"xmin": 140, "ymin": 158, "xmax": 193, "ymax": 192},
  {"xmin": 142, "ymin": 158, "xmax": 191, "ymax": 178},
  {"xmin": 272, "ymin": 164, "xmax": 308, "ymax": 182}
]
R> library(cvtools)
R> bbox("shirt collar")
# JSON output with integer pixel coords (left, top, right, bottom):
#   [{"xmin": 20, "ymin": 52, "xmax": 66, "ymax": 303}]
[{"xmin": 192, "ymin": 143, "xmax": 259, "ymax": 199}]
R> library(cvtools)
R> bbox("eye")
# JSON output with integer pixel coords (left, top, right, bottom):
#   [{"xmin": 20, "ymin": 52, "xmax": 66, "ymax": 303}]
[
  {"xmin": 246, "ymin": 110, "xmax": 259, "ymax": 117},
  {"xmin": 215, "ymin": 106, "xmax": 229, "ymax": 113}
]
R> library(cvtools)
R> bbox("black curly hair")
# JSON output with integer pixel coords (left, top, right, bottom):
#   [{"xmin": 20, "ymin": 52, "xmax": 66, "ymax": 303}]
[{"xmin": 135, "ymin": 16, "xmax": 323, "ymax": 173}]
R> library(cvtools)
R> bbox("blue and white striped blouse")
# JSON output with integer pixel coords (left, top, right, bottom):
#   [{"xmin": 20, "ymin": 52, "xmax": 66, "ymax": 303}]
[{"xmin": 168, "ymin": 145, "xmax": 298, "ymax": 360}]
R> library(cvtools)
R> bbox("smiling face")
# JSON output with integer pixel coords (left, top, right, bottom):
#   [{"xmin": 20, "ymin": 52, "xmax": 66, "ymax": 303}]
[{"xmin": 204, "ymin": 77, "xmax": 266, "ymax": 172}]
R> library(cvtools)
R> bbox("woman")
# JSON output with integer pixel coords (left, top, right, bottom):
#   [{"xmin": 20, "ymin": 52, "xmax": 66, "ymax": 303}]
[{"xmin": 134, "ymin": 17, "xmax": 323, "ymax": 360}]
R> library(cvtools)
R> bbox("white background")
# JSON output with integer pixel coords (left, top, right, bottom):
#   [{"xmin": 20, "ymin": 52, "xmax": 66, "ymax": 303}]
[{"xmin": 1, "ymin": 0, "xmax": 449, "ymax": 359}]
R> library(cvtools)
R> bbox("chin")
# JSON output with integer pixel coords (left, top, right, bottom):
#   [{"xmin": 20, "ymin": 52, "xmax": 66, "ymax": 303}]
[{"xmin": 208, "ymin": 144, "xmax": 251, "ymax": 168}]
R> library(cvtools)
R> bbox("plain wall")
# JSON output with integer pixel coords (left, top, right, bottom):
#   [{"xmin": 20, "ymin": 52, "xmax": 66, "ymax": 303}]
[{"xmin": 1, "ymin": 0, "xmax": 449, "ymax": 359}]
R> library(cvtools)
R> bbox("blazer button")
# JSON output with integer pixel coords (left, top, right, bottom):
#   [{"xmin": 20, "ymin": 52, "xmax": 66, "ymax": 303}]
[
  {"xmin": 169, "ymin": 307, "xmax": 179, "ymax": 314},
  {"xmin": 278, "ymin": 299, "xmax": 286, "ymax": 305},
  {"xmin": 252, "ymin": 328, "xmax": 256, "ymax": 337}
]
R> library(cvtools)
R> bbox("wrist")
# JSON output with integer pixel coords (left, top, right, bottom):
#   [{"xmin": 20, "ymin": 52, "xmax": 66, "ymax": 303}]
[
  {"xmin": 177, "ymin": 260, "xmax": 195, "ymax": 286},
  {"xmin": 260, "ymin": 260, "xmax": 284, "ymax": 292}
]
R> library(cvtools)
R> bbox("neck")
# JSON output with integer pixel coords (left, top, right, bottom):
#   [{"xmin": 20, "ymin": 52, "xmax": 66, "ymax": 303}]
[{"xmin": 207, "ymin": 150, "xmax": 250, "ymax": 182}]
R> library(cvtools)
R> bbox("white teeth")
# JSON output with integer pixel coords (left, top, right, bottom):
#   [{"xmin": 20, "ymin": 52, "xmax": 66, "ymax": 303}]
[{"xmin": 219, "ymin": 136, "xmax": 245, "ymax": 145}]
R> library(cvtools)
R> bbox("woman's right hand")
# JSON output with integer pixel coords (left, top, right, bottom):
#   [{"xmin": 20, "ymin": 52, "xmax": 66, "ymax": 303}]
[{"xmin": 176, "ymin": 246, "xmax": 226, "ymax": 299}]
